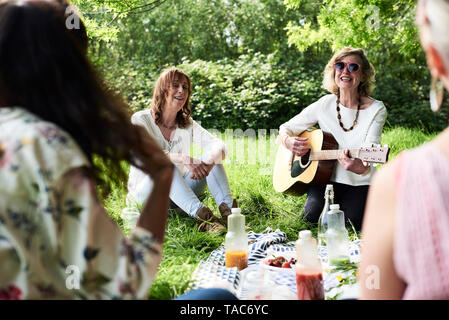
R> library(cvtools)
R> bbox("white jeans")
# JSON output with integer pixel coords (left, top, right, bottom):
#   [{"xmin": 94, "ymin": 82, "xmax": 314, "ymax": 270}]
[
  {"xmin": 122, "ymin": 163, "xmax": 233, "ymax": 229},
  {"xmin": 169, "ymin": 163, "xmax": 233, "ymax": 217}
]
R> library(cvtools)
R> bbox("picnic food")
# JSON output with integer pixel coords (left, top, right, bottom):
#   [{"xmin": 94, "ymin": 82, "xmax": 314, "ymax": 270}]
[
  {"xmin": 225, "ymin": 208, "xmax": 248, "ymax": 270},
  {"xmin": 265, "ymin": 256, "xmax": 296, "ymax": 268},
  {"xmin": 295, "ymin": 230, "xmax": 324, "ymax": 300}
]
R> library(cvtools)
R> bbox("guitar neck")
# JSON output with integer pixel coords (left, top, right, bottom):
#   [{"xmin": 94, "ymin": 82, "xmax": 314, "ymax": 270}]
[{"xmin": 309, "ymin": 149, "xmax": 360, "ymax": 161}]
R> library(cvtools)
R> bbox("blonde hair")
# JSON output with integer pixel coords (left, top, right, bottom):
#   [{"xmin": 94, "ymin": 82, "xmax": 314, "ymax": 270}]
[
  {"xmin": 150, "ymin": 67, "xmax": 192, "ymax": 128},
  {"xmin": 322, "ymin": 47, "xmax": 376, "ymax": 97},
  {"xmin": 425, "ymin": 0, "xmax": 449, "ymax": 72}
]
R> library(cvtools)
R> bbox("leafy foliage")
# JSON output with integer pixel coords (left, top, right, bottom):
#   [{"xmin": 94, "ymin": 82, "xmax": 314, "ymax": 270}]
[
  {"xmin": 73, "ymin": 0, "xmax": 448, "ymax": 132},
  {"xmin": 180, "ymin": 53, "xmax": 326, "ymax": 130},
  {"xmin": 71, "ymin": 0, "xmax": 167, "ymax": 41},
  {"xmin": 100, "ymin": 50, "xmax": 449, "ymax": 133},
  {"xmin": 96, "ymin": 0, "xmax": 302, "ymax": 67},
  {"xmin": 284, "ymin": 0, "xmax": 420, "ymax": 58}
]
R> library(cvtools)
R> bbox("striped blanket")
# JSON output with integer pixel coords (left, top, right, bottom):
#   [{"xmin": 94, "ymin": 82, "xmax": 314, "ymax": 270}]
[{"xmin": 190, "ymin": 228, "xmax": 360, "ymax": 300}]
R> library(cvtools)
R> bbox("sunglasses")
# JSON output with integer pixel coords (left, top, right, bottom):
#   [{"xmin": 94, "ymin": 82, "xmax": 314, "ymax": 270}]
[{"xmin": 334, "ymin": 61, "xmax": 360, "ymax": 73}]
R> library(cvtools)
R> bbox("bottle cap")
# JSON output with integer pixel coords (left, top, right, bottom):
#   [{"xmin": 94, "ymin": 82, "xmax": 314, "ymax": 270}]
[
  {"xmin": 231, "ymin": 208, "xmax": 241, "ymax": 214},
  {"xmin": 299, "ymin": 230, "xmax": 312, "ymax": 239},
  {"xmin": 329, "ymin": 204, "xmax": 340, "ymax": 210},
  {"xmin": 325, "ymin": 184, "xmax": 334, "ymax": 199}
]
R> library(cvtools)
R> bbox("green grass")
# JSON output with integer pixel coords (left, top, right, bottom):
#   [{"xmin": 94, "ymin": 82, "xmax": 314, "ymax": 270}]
[
  {"xmin": 382, "ymin": 127, "xmax": 437, "ymax": 157},
  {"xmin": 103, "ymin": 126, "xmax": 437, "ymax": 300}
]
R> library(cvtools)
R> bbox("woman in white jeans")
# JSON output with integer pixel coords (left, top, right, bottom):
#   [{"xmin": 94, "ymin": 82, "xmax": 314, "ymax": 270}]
[{"xmin": 124, "ymin": 67, "xmax": 235, "ymax": 232}]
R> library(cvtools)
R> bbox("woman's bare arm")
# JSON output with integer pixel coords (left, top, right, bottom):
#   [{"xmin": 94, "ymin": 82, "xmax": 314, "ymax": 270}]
[{"xmin": 359, "ymin": 161, "xmax": 406, "ymax": 299}]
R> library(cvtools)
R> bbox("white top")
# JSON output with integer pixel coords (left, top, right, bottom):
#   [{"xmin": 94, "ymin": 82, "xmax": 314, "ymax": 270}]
[
  {"xmin": 279, "ymin": 94, "xmax": 387, "ymax": 186},
  {"xmin": 127, "ymin": 109, "xmax": 227, "ymax": 203}
]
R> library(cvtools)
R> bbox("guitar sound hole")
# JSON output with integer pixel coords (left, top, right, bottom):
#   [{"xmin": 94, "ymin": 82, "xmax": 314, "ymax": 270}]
[
  {"xmin": 300, "ymin": 150, "xmax": 311, "ymax": 167},
  {"xmin": 291, "ymin": 149, "xmax": 312, "ymax": 178}
]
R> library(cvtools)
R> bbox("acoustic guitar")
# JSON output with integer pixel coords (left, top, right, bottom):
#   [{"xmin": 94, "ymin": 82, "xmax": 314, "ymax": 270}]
[{"xmin": 272, "ymin": 128, "xmax": 390, "ymax": 196}]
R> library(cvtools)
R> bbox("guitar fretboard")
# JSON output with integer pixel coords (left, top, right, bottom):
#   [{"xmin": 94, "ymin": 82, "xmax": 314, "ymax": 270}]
[{"xmin": 309, "ymin": 149, "xmax": 360, "ymax": 160}]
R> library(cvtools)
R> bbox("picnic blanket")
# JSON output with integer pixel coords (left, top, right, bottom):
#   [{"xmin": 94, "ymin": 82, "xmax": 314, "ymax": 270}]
[{"xmin": 190, "ymin": 228, "xmax": 360, "ymax": 300}]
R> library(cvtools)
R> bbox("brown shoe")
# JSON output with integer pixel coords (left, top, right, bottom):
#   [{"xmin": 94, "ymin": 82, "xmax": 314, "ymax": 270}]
[
  {"xmin": 218, "ymin": 202, "xmax": 232, "ymax": 228},
  {"xmin": 196, "ymin": 207, "xmax": 225, "ymax": 232}
]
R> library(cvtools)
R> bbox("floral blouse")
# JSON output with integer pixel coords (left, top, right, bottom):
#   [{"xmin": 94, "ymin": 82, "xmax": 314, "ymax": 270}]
[{"xmin": 0, "ymin": 107, "xmax": 162, "ymax": 299}]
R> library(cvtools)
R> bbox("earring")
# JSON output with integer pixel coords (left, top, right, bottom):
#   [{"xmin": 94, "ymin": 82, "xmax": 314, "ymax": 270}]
[{"xmin": 430, "ymin": 77, "xmax": 444, "ymax": 112}]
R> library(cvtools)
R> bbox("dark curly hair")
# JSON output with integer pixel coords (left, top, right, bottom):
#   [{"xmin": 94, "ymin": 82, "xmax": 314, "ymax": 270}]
[{"xmin": 0, "ymin": 0, "xmax": 157, "ymax": 195}]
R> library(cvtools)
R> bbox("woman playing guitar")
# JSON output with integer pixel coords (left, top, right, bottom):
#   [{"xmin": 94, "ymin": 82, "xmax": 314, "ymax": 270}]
[{"xmin": 277, "ymin": 47, "xmax": 387, "ymax": 231}]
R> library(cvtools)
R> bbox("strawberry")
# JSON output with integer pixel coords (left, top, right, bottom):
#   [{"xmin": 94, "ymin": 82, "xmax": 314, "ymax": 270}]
[
  {"xmin": 276, "ymin": 256, "xmax": 286, "ymax": 263},
  {"xmin": 266, "ymin": 256, "xmax": 295, "ymax": 268},
  {"xmin": 272, "ymin": 260, "xmax": 282, "ymax": 267}
]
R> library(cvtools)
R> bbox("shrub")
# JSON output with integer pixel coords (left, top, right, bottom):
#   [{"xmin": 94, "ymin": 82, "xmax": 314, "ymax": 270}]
[
  {"xmin": 96, "ymin": 52, "xmax": 448, "ymax": 133},
  {"xmin": 179, "ymin": 53, "xmax": 326, "ymax": 130}
]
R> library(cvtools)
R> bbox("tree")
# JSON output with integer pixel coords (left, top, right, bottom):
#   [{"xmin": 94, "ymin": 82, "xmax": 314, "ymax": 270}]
[
  {"xmin": 70, "ymin": 0, "xmax": 168, "ymax": 42},
  {"xmin": 284, "ymin": 0, "xmax": 420, "ymax": 61},
  {"xmin": 75, "ymin": 0, "xmax": 303, "ymax": 67}
]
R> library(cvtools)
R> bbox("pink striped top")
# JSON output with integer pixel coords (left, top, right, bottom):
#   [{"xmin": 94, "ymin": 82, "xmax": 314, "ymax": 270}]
[{"xmin": 394, "ymin": 143, "xmax": 449, "ymax": 299}]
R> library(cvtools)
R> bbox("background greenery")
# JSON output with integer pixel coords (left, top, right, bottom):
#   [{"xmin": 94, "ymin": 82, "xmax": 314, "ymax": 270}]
[
  {"xmin": 74, "ymin": 0, "xmax": 449, "ymax": 133},
  {"xmin": 69, "ymin": 0, "xmax": 447, "ymax": 299}
]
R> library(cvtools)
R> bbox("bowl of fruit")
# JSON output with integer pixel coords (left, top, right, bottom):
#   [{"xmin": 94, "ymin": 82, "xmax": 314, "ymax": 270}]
[{"xmin": 262, "ymin": 252, "xmax": 297, "ymax": 272}]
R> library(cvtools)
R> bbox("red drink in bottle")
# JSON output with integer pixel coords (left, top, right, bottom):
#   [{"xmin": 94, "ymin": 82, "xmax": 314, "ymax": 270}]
[
  {"xmin": 295, "ymin": 269, "xmax": 324, "ymax": 300},
  {"xmin": 295, "ymin": 230, "xmax": 325, "ymax": 300}
]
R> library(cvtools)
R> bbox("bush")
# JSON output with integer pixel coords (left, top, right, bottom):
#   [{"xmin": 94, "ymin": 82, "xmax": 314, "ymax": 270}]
[
  {"xmin": 96, "ymin": 52, "xmax": 448, "ymax": 133},
  {"xmin": 178, "ymin": 52, "xmax": 327, "ymax": 130},
  {"xmin": 374, "ymin": 63, "xmax": 449, "ymax": 133}
]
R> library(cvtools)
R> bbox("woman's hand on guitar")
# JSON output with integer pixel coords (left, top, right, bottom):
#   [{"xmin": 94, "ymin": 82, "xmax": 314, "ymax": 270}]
[
  {"xmin": 338, "ymin": 149, "xmax": 370, "ymax": 175},
  {"xmin": 285, "ymin": 136, "xmax": 310, "ymax": 156}
]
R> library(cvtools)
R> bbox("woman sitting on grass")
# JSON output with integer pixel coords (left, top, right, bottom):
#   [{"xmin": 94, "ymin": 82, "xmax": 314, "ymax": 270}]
[
  {"xmin": 0, "ymin": 0, "xmax": 174, "ymax": 299},
  {"xmin": 124, "ymin": 67, "xmax": 236, "ymax": 232}
]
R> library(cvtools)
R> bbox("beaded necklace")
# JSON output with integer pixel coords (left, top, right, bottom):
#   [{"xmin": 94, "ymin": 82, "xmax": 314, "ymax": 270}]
[{"xmin": 336, "ymin": 96, "xmax": 360, "ymax": 132}]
